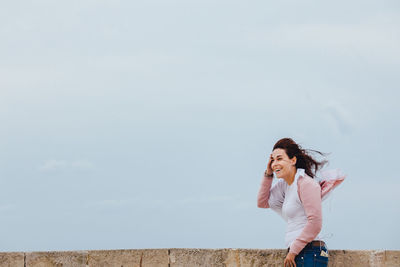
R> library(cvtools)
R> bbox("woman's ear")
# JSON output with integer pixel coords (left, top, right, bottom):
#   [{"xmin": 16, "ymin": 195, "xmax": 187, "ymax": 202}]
[{"xmin": 292, "ymin": 156, "xmax": 297, "ymax": 166}]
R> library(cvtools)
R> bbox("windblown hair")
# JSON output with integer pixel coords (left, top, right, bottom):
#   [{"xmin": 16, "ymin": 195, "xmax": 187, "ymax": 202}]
[{"xmin": 272, "ymin": 138, "xmax": 328, "ymax": 178}]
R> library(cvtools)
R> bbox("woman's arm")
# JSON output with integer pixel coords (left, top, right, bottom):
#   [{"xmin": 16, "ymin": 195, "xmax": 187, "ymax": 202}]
[
  {"xmin": 257, "ymin": 174, "xmax": 285, "ymax": 211},
  {"xmin": 289, "ymin": 177, "xmax": 322, "ymax": 255},
  {"xmin": 257, "ymin": 175, "xmax": 274, "ymax": 208}
]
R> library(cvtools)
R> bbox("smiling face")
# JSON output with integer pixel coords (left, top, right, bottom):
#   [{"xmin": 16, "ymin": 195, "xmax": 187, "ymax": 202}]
[{"xmin": 271, "ymin": 148, "xmax": 297, "ymax": 179}]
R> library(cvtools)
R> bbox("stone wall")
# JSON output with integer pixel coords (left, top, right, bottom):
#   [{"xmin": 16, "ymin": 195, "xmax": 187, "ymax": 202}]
[{"xmin": 0, "ymin": 249, "xmax": 399, "ymax": 266}]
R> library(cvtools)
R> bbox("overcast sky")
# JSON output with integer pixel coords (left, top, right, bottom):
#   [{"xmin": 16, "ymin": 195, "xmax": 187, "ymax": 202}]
[{"xmin": 1, "ymin": 0, "xmax": 399, "ymax": 252}]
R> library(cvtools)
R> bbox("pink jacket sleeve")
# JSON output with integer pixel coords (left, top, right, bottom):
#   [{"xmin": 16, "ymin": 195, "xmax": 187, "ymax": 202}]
[
  {"xmin": 257, "ymin": 175, "xmax": 273, "ymax": 208},
  {"xmin": 257, "ymin": 175, "xmax": 285, "ymax": 213},
  {"xmin": 289, "ymin": 177, "xmax": 323, "ymax": 255}
]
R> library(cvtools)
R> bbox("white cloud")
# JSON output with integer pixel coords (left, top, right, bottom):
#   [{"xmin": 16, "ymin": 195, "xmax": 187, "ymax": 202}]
[
  {"xmin": 182, "ymin": 195, "xmax": 233, "ymax": 204},
  {"xmin": 0, "ymin": 203, "xmax": 17, "ymax": 212},
  {"xmin": 249, "ymin": 16, "xmax": 400, "ymax": 64},
  {"xmin": 181, "ymin": 195, "xmax": 239, "ymax": 205},
  {"xmin": 38, "ymin": 159, "xmax": 68, "ymax": 172},
  {"xmin": 84, "ymin": 199, "xmax": 130, "ymax": 209},
  {"xmin": 70, "ymin": 160, "xmax": 95, "ymax": 171},
  {"xmin": 323, "ymin": 104, "xmax": 353, "ymax": 135},
  {"xmin": 38, "ymin": 159, "xmax": 94, "ymax": 172}
]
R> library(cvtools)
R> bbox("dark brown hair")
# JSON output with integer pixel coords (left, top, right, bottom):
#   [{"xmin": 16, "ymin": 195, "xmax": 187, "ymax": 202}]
[{"xmin": 272, "ymin": 138, "xmax": 328, "ymax": 178}]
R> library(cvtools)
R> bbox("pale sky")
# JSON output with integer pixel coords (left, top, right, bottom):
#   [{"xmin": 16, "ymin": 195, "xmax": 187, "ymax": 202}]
[{"xmin": 1, "ymin": 0, "xmax": 399, "ymax": 252}]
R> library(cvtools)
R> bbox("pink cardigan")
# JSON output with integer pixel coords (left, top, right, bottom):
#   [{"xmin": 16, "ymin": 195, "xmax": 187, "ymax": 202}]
[{"xmin": 257, "ymin": 169, "xmax": 345, "ymax": 255}]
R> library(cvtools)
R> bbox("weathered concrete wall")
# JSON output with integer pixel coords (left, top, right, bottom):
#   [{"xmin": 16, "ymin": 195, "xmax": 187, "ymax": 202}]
[{"xmin": 0, "ymin": 249, "xmax": 399, "ymax": 267}]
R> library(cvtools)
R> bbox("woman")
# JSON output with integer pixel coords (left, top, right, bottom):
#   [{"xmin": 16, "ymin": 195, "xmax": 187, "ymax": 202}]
[{"xmin": 257, "ymin": 138, "xmax": 345, "ymax": 267}]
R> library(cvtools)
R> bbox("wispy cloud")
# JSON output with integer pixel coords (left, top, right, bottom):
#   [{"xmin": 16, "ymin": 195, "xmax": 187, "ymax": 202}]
[
  {"xmin": 70, "ymin": 160, "xmax": 95, "ymax": 170},
  {"xmin": 323, "ymin": 104, "xmax": 353, "ymax": 135},
  {"xmin": 38, "ymin": 159, "xmax": 95, "ymax": 172},
  {"xmin": 84, "ymin": 199, "xmax": 131, "ymax": 209},
  {"xmin": 0, "ymin": 204, "xmax": 17, "ymax": 212},
  {"xmin": 249, "ymin": 17, "xmax": 400, "ymax": 63},
  {"xmin": 181, "ymin": 195, "xmax": 236, "ymax": 204},
  {"xmin": 38, "ymin": 159, "xmax": 68, "ymax": 172}
]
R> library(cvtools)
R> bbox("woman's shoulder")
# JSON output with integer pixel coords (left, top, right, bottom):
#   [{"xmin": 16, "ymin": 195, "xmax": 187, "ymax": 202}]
[{"xmin": 297, "ymin": 174, "xmax": 320, "ymax": 190}]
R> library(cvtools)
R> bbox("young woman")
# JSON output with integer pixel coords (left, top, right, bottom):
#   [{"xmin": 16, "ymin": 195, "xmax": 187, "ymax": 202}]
[{"xmin": 257, "ymin": 138, "xmax": 345, "ymax": 267}]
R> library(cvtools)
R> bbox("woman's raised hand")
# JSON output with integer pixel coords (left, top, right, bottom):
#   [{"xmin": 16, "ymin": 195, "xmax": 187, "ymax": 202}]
[{"xmin": 265, "ymin": 154, "xmax": 274, "ymax": 177}]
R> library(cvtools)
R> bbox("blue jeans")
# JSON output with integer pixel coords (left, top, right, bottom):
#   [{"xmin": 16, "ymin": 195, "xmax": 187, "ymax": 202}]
[{"xmin": 294, "ymin": 243, "xmax": 329, "ymax": 267}]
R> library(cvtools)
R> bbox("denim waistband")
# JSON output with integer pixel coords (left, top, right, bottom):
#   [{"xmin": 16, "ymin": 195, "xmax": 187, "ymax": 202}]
[{"xmin": 287, "ymin": 241, "xmax": 327, "ymax": 253}]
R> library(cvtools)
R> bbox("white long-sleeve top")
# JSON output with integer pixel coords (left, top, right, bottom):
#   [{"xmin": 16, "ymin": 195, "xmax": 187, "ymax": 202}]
[{"xmin": 257, "ymin": 168, "xmax": 345, "ymax": 255}]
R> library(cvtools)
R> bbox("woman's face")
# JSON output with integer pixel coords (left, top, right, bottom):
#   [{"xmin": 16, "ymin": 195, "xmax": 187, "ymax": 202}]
[{"xmin": 271, "ymin": 148, "xmax": 297, "ymax": 179}]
